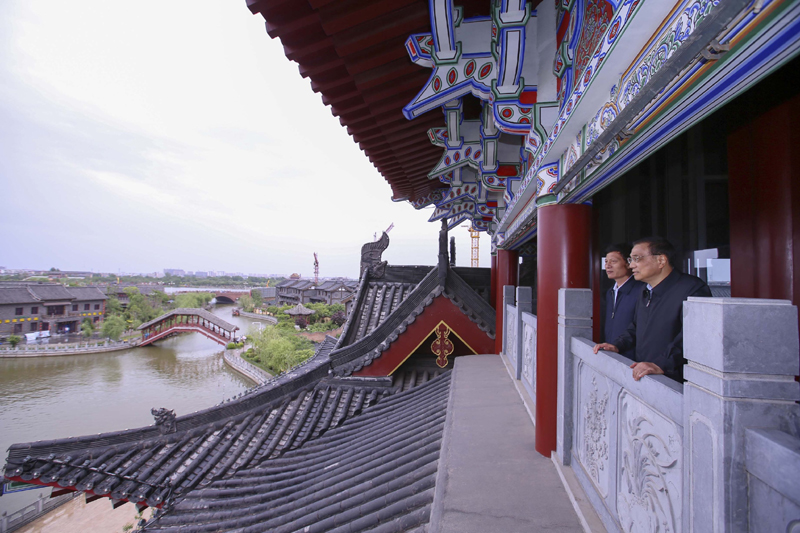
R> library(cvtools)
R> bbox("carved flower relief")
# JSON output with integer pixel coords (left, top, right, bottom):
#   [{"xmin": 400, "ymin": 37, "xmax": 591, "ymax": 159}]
[
  {"xmin": 617, "ymin": 392, "xmax": 681, "ymax": 533},
  {"xmin": 506, "ymin": 309, "xmax": 517, "ymax": 362},
  {"xmin": 521, "ymin": 323, "xmax": 536, "ymax": 393},
  {"xmin": 582, "ymin": 376, "xmax": 610, "ymax": 489}
]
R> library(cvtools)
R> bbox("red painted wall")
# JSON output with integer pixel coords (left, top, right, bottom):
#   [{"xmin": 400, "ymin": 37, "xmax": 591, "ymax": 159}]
[{"xmin": 353, "ymin": 295, "xmax": 495, "ymax": 376}]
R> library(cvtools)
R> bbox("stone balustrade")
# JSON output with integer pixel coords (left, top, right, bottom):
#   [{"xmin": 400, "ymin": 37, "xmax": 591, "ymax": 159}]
[
  {"xmin": 502, "ymin": 286, "xmax": 536, "ymax": 406},
  {"xmin": 549, "ymin": 289, "xmax": 800, "ymax": 533}
]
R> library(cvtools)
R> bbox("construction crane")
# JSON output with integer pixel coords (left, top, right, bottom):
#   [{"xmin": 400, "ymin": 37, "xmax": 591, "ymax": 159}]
[
  {"xmin": 470, "ymin": 226, "xmax": 480, "ymax": 267},
  {"xmin": 460, "ymin": 224, "xmax": 481, "ymax": 268},
  {"xmin": 313, "ymin": 253, "xmax": 319, "ymax": 285},
  {"xmin": 374, "ymin": 222, "xmax": 395, "ymax": 241}
]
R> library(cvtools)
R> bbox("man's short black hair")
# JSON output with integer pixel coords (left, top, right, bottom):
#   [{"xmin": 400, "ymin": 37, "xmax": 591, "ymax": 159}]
[
  {"xmin": 633, "ymin": 236, "xmax": 676, "ymax": 267},
  {"xmin": 604, "ymin": 243, "xmax": 632, "ymax": 259}
]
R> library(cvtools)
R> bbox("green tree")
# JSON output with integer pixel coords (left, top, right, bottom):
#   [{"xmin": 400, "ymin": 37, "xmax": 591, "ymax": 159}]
[
  {"xmin": 251, "ymin": 290, "xmax": 263, "ymax": 308},
  {"xmin": 123, "ymin": 287, "xmax": 160, "ymax": 329},
  {"xmin": 8, "ymin": 335, "xmax": 21, "ymax": 347},
  {"xmin": 238, "ymin": 295, "xmax": 255, "ymax": 313},
  {"xmin": 81, "ymin": 318, "xmax": 94, "ymax": 338},
  {"xmin": 248, "ymin": 326, "xmax": 315, "ymax": 374},
  {"xmin": 174, "ymin": 292, "xmax": 213, "ymax": 309},
  {"xmin": 102, "ymin": 316, "xmax": 126, "ymax": 341},
  {"xmin": 106, "ymin": 296, "xmax": 123, "ymax": 316}
]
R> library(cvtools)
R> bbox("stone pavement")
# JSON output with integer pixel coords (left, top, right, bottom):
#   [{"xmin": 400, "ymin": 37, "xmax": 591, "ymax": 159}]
[
  {"xmin": 430, "ymin": 354, "xmax": 586, "ymax": 533},
  {"xmin": 16, "ymin": 496, "xmax": 151, "ymax": 533}
]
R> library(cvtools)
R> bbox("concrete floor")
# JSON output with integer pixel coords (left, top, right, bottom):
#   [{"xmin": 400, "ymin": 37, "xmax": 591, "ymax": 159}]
[{"xmin": 430, "ymin": 354, "xmax": 585, "ymax": 533}]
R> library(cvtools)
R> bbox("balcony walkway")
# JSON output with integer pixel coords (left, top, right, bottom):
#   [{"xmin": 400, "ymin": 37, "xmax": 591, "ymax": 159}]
[{"xmin": 431, "ymin": 354, "xmax": 595, "ymax": 533}]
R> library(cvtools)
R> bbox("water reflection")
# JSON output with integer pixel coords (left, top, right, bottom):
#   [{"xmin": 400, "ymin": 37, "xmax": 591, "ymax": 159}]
[{"xmin": 0, "ymin": 305, "xmax": 251, "ymax": 515}]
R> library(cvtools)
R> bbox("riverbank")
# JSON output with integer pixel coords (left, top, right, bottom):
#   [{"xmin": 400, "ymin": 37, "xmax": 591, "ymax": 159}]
[
  {"xmin": 234, "ymin": 309, "xmax": 278, "ymax": 324},
  {"xmin": 223, "ymin": 346, "xmax": 272, "ymax": 385},
  {"xmin": 0, "ymin": 339, "xmax": 139, "ymax": 358}
]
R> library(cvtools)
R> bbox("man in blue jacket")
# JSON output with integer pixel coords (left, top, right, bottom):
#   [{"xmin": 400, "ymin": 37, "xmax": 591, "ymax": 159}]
[
  {"xmin": 593, "ymin": 237, "xmax": 711, "ymax": 382},
  {"xmin": 601, "ymin": 243, "xmax": 644, "ymax": 360}
]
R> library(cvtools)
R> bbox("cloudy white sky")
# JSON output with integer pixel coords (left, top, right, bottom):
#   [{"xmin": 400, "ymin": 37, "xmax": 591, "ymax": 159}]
[{"xmin": 0, "ymin": 0, "xmax": 491, "ymax": 278}]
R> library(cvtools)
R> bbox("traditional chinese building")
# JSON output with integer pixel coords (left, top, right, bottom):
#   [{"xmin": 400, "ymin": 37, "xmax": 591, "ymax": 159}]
[
  {"xmin": 4, "ymin": 0, "xmax": 800, "ymax": 531},
  {"xmin": 0, "ymin": 283, "xmax": 107, "ymax": 336}
]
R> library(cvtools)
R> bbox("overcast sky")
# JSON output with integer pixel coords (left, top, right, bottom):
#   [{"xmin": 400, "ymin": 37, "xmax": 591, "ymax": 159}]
[{"xmin": 0, "ymin": 0, "xmax": 492, "ymax": 278}]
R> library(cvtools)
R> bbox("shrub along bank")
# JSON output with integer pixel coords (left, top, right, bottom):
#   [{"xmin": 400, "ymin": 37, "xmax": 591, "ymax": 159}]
[{"xmin": 241, "ymin": 326, "xmax": 315, "ymax": 375}]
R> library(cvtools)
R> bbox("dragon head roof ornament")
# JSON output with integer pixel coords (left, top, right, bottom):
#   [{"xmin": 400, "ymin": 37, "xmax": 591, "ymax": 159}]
[{"xmin": 360, "ymin": 232, "xmax": 390, "ymax": 279}]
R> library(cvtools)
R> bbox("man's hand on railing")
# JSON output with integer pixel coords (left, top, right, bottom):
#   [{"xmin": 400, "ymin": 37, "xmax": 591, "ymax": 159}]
[
  {"xmin": 630, "ymin": 361, "xmax": 664, "ymax": 381},
  {"xmin": 592, "ymin": 342, "xmax": 619, "ymax": 354}
]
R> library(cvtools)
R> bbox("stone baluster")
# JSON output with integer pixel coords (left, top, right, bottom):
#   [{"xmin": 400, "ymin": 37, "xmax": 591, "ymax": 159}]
[
  {"xmin": 683, "ymin": 297, "xmax": 800, "ymax": 532},
  {"xmin": 502, "ymin": 285, "xmax": 515, "ymax": 356},
  {"xmin": 514, "ymin": 287, "xmax": 533, "ymax": 379},
  {"xmin": 556, "ymin": 288, "xmax": 593, "ymax": 466}
]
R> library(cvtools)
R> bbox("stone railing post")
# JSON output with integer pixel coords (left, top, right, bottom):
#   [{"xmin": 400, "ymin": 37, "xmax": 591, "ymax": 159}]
[
  {"xmin": 683, "ymin": 297, "xmax": 800, "ymax": 532},
  {"xmin": 502, "ymin": 285, "xmax": 516, "ymax": 356},
  {"xmin": 514, "ymin": 286, "xmax": 532, "ymax": 379},
  {"xmin": 556, "ymin": 288, "xmax": 593, "ymax": 466}
]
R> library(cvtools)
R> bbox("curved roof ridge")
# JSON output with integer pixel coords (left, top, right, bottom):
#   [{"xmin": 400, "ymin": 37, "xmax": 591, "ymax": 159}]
[
  {"xmin": 442, "ymin": 268, "xmax": 496, "ymax": 338},
  {"xmin": 329, "ymin": 268, "xmax": 442, "ymax": 376}
]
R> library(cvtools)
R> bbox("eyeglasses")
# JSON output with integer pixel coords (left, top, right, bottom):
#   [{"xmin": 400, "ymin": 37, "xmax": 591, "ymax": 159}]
[{"xmin": 627, "ymin": 255, "xmax": 653, "ymax": 265}]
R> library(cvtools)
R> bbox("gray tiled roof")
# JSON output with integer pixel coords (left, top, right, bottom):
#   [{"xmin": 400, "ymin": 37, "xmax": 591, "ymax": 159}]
[
  {"xmin": 3, "ymin": 261, "xmax": 490, "ymax": 532},
  {"xmin": 141, "ymin": 373, "xmax": 450, "ymax": 532},
  {"xmin": 329, "ymin": 266, "xmax": 495, "ymax": 376},
  {"xmin": 26, "ymin": 284, "xmax": 76, "ymax": 302},
  {"xmin": 65, "ymin": 286, "xmax": 108, "ymax": 301},
  {"xmin": 4, "ymin": 335, "xmax": 450, "ymax": 532},
  {"xmin": 0, "ymin": 288, "xmax": 39, "ymax": 305}
]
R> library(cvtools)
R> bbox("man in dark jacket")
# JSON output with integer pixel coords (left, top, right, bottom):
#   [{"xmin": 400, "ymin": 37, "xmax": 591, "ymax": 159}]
[
  {"xmin": 601, "ymin": 243, "xmax": 645, "ymax": 360},
  {"xmin": 593, "ymin": 237, "xmax": 711, "ymax": 381}
]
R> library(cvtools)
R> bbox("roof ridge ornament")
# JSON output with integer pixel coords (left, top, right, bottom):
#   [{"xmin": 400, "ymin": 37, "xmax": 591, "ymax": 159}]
[
  {"xmin": 360, "ymin": 232, "xmax": 390, "ymax": 279},
  {"xmin": 151, "ymin": 408, "xmax": 177, "ymax": 435}
]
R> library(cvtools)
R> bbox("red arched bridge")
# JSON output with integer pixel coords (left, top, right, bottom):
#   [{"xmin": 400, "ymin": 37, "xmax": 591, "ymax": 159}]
[
  {"xmin": 137, "ymin": 308, "xmax": 240, "ymax": 346},
  {"xmin": 213, "ymin": 291, "xmax": 249, "ymax": 304}
]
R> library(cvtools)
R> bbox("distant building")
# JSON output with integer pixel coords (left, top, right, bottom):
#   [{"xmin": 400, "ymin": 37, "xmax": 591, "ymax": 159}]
[
  {"xmin": 251, "ymin": 287, "xmax": 277, "ymax": 304},
  {"xmin": 163, "ymin": 269, "xmax": 185, "ymax": 277},
  {"xmin": 0, "ymin": 284, "xmax": 107, "ymax": 336},
  {"xmin": 276, "ymin": 279, "xmax": 358, "ymax": 313}
]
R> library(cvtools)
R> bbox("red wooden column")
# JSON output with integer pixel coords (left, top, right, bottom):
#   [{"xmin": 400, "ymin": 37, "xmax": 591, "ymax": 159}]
[
  {"xmin": 490, "ymin": 253, "xmax": 498, "ymax": 310},
  {"xmin": 535, "ymin": 203, "xmax": 592, "ymax": 456},
  {"xmin": 494, "ymin": 249, "xmax": 519, "ymax": 354},
  {"xmin": 728, "ymin": 93, "xmax": 800, "ymax": 373}
]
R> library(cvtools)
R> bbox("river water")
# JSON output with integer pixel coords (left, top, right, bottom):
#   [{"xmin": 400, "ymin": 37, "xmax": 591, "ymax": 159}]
[{"xmin": 0, "ymin": 304, "xmax": 260, "ymax": 516}]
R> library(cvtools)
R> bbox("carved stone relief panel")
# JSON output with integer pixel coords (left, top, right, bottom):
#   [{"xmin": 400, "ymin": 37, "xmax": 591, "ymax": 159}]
[
  {"xmin": 577, "ymin": 362, "xmax": 611, "ymax": 496},
  {"xmin": 617, "ymin": 391, "xmax": 682, "ymax": 533},
  {"xmin": 521, "ymin": 321, "xmax": 536, "ymax": 394},
  {"xmin": 506, "ymin": 306, "xmax": 517, "ymax": 368}
]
